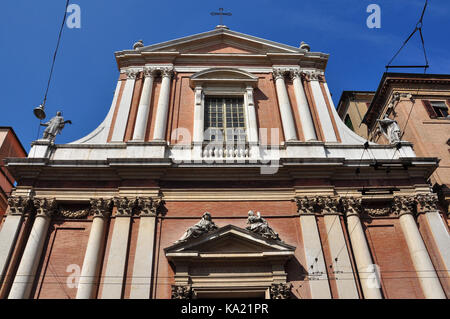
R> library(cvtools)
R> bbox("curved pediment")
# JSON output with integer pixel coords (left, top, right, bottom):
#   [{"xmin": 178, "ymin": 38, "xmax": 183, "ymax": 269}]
[{"xmin": 189, "ymin": 68, "xmax": 258, "ymax": 88}]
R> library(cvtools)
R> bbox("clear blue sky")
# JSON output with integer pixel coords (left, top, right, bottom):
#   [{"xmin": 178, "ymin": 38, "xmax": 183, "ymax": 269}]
[{"xmin": 1, "ymin": 0, "xmax": 449, "ymax": 151}]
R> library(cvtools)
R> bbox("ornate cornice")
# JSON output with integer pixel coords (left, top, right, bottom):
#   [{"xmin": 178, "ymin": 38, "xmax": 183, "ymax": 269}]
[
  {"xmin": 415, "ymin": 194, "xmax": 439, "ymax": 213},
  {"xmin": 90, "ymin": 198, "xmax": 113, "ymax": 218},
  {"xmin": 113, "ymin": 197, "xmax": 136, "ymax": 217},
  {"xmin": 7, "ymin": 196, "xmax": 32, "ymax": 216},
  {"xmin": 33, "ymin": 198, "xmax": 57, "ymax": 218},
  {"xmin": 171, "ymin": 285, "xmax": 191, "ymax": 299},
  {"xmin": 136, "ymin": 197, "xmax": 164, "ymax": 217},
  {"xmin": 270, "ymin": 283, "xmax": 292, "ymax": 299}
]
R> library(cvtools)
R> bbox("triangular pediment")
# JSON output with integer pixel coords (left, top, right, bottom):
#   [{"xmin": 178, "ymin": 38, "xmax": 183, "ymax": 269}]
[
  {"xmin": 165, "ymin": 224, "xmax": 296, "ymax": 256},
  {"xmin": 138, "ymin": 28, "xmax": 305, "ymax": 55}
]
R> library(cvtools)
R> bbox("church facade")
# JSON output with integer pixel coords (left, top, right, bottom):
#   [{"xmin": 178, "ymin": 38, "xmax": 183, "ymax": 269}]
[{"xmin": 0, "ymin": 27, "xmax": 448, "ymax": 299}]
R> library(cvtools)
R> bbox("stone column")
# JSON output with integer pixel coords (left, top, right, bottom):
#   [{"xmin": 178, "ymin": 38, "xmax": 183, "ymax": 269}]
[
  {"xmin": 152, "ymin": 67, "xmax": 174, "ymax": 141},
  {"xmin": 342, "ymin": 198, "xmax": 383, "ymax": 299},
  {"xmin": 273, "ymin": 68, "xmax": 297, "ymax": 141},
  {"xmin": 129, "ymin": 197, "xmax": 162, "ymax": 299},
  {"xmin": 320, "ymin": 197, "xmax": 359, "ymax": 299},
  {"xmin": 296, "ymin": 197, "xmax": 331, "ymax": 299},
  {"xmin": 76, "ymin": 199, "xmax": 112, "ymax": 299},
  {"xmin": 416, "ymin": 194, "xmax": 450, "ymax": 274},
  {"xmin": 307, "ymin": 71, "xmax": 337, "ymax": 142},
  {"xmin": 0, "ymin": 197, "xmax": 31, "ymax": 284},
  {"xmin": 100, "ymin": 197, "xmax": 135, "ymax": 299},
  {"xmin": 8, "ymin": 198, "xmax": 57, "ymax": 299},
  {"xmin": 291, "ymin": 71, "xmax": 317, "ymax": 141},
  {"xmin": 132, "ymin": 67, "xmax": 156, "ymax": 141},
  {"xmin": 394, "ymin": 196, "xmax": 446, "ymax": 299},
  {"xmin": 111, "ymin": 69, "xmax": 138, "ymax": 142}
]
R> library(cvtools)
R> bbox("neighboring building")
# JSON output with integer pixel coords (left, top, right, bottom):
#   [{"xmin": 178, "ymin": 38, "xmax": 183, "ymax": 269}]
[
  {"xmin": 0, "ymin": 27, "xmax": 449, "ymax": 299},
  {"xmin": 0, "ymin": 127, "xmax": 26, "ymax": 220},
  {"xmin": 337, "ymin": 91, "xmax": 375, "ymax": 139},
  {"xmin": 337, "ymin": 73, "xmax": 450, "ymax": 218}
]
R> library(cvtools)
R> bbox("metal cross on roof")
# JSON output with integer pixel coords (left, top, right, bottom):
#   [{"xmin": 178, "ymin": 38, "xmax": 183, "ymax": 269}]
[{"xmin": 210, "ymin": 8, "xmax": 232, "ymax": 26}]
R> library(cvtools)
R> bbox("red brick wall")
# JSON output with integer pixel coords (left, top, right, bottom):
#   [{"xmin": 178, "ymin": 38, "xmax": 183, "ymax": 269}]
[
  {"xmin": 363, "ymin": 218, "xmax": 425, "ymax": 299},
  {"xmin": 32, "ymin": 220, "xmax": 91, "ymax": 299}
]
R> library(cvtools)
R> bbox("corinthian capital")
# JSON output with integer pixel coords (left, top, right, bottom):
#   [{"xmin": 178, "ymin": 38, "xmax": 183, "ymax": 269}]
[
  {"xmin": 90, "ymin": 198, "xmax": 113, "ymax": 218},
  {"xmin": 392, "ymin": 196, "xmax": 416, "ymax": 217},
  {"xmin": 316, "ymin": 196, "xmax": 339, "ymax": 214},
  {"xmin": 143, "ymin": 67, "xmax": 156, "ymax": 78},
  {"xmin": 7, "ymin": 196, "xmax": 32, "ymax": 216},
  {"xmin": 290, "ymin": 70, "xmax": 302, "ymax": 80},
  {"xmin": 340, "ymin": 197, "xmax": 362, "ymax": 217},
  {"xmin": 272, "ymin": 68, "xmax": 287, "ymax": 81},
  {"xmin": 136, "ymin": 197, "xmax": 164, "ymax": 217},
  {"xmin": 415, "ymin": 194, "xmax": 439, "ymax": 213},
  {"xmin": 160, "ymin": 66, "xmax": 174, "ymax": 78},
  {"xmin": 113, "ymin": 197, "xmax": 136, "ymax": 216},
  {"xmin": 33, "ymin": 198, "xmax": 57, "ymax": 218},
  {"xmin": 295, "ymin": 196, "xmax": 316, "ymax": 214},
  {"xmin": 302, "ymin": 70, "xmax": 322, "ymax": 81},
  {"xmin": 125, "ymin": 69, "xmax": 138, "ymax": 79}
]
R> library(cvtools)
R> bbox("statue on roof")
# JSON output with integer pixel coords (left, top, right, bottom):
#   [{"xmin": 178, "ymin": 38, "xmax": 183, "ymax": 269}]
[
  {"xmin": 175, "ymin": 212, "xmax": 218, "ymax": 243},
  {"xmin": 40, "ymin": 111, "xmax": 72, "ymax": 142},
  {"xmin": 377, "ymin": 114, "xmax": 401, "ymax": 144},
  {"xmin": 246, "ymin": 210, "xmax": 281, "ymax": 241}
]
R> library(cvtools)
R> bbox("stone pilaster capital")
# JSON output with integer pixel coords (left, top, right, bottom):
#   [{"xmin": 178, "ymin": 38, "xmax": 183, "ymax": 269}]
[
  {"xmin": 33, "ymin": 198, "xmax": 57, "ymax": 218},
  {"xmin": 295, "ymin": 196, "xmax": 316, "ymax": 215},
  {"xmin": 340, "ymin": 197, "xmax": 362, "ymax": 218},
  {"xmin": 7, "ymin": 196, "xmax": 33, "ymax": 216},
  {"xmin": 392, "ymin": 196, "xmax": 416, "ymax": 217},
  {"xmin": 89, "ymin": 198, "xmax": 113, "ymax": 218},
  {"xmin": 316, "ymin": 196, "xmax": 340, "ymax": 215},
  {"xmin": 302, "ymin": 70, "xmax": 322, "ymax": 82},
  {"xmin": 143, "ymin": 67, "xmax": 156, "ymax": 78},
  {"xmin": 270, "ymin": 283, "xmax": 292, "ymax": 299},
  {"xmin": 171, "ymin": 285, "xmax": 192, "ymax": 299},
  {"xmin": 125, "ymin": 69, "xmax": 138, "ymax": 79},
  {"xmin": 113, "ymin": 197, "xmax": 136, "ymax": 217},
  {"xmin": 415, "ymin": 194, "xmax": 439, "ymax": 213},
  {"xmin": 290, "ymin": 69, "xmax": 302, "ymax": 80},
  {"xmin": 136, "ymin": 197, "xmax": 164, "ymax": 217},
  {"xmin": 272, "ymin": 67, "xmax": 288, "ymax": 81},
  {"xmin": 160, "ymin": 66, "xmax": 174, "ymax": 78}
]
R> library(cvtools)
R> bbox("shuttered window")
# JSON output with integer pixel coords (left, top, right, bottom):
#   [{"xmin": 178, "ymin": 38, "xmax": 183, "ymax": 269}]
[{"xmin": 422, "ymin": 100, "xmax": 450, "ymax": 118}]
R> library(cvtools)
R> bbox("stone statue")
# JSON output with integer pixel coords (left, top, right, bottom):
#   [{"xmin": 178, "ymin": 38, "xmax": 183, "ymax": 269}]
[
  {"xmin": 40, "ymin": 111, "xmax": 72, "ymax": 142},
  {"xmin": 246, "ymin": 210, "xmax": 280, "ymax": 241},
  {"xmin": 175, "ymin": 212, "xmax": 218, "ymax": 243},
  {"xmin": 377, "ymin": 114, "xmax": 401, "ymax": 144}
]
